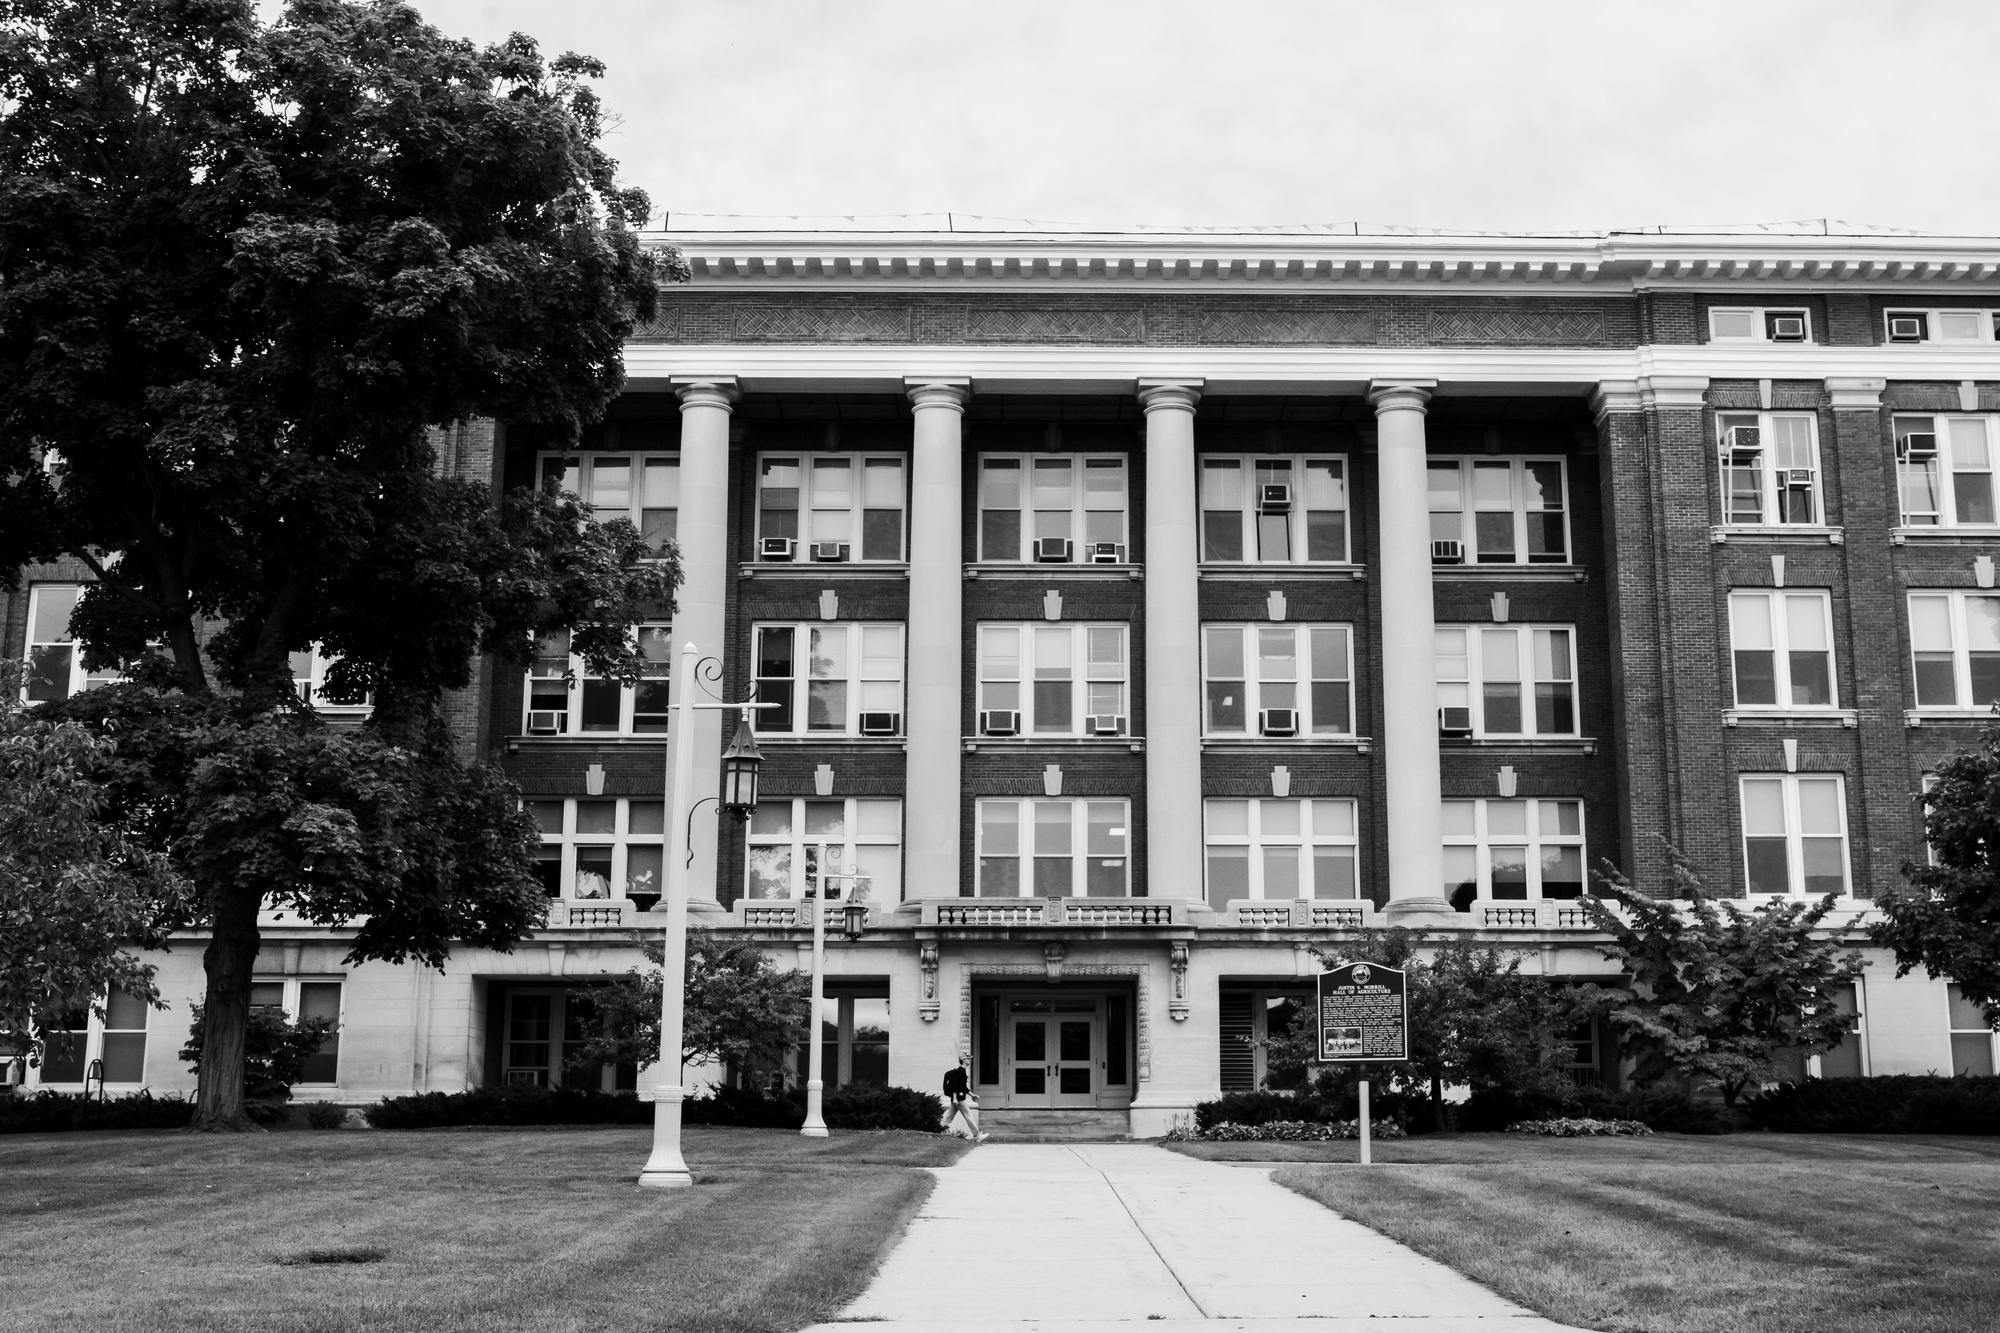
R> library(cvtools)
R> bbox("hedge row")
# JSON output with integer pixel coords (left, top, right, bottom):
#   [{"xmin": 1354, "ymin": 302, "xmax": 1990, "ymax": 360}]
[
  {"xmin": 1746, "ymin": 1075, "xmax": 2000, "ymax": 1135},
  {"xmin": 1457, "ymin": 1086, "xmax": 1734, "ymax": 1135},
  {"xmin": 363, "ymin": 1082, "xmax": 946, "ymax": 1132},
  {"xmin": 1193, "ymin": 1089, "xmax": 1439, "ymax": 1133},
  {"xmin": 0, "ymin": 1090, "xmax": 194, "ymax": 1134},
  {"xmin": 1173, "ymin": 1118, "xmax": 1409, "ymax": 1142},
  {"xmin": 1503, "ymin": 1118, "xmax": 1653, "ymax": 1137}
]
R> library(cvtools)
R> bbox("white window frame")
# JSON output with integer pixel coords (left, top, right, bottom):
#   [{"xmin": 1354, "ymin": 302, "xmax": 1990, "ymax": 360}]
[
  {"xmin": 1707, "ymin": 307, "xmax": 1814, "ymax": 344},
  {"xmin": 1727, "ymin": 590, "xmax": 1838, "ymax": 711},
  {"xmin": 1434, "ymin": 625, "xmax": 1579, "ymax": 738},
  {"xmin": 539, "ymin": 451, "xmax": 680, "ymax": 555},
  {"xmin": 529, "ymin": 797, "xmax": 667, "ymax": 901},
  {"xmin": 1894, "ymin": 415, "xmax": 2000, "ymax": 529},
  {"xmin": 1908, "ymin": 591, "xmax": 2000, "ymax": 711},
  {"xmin": 1739, "ymin": 773, "xmax": 1851, "ymax": 897},
  {"xmin": 1202, "ymin": 798, "xmax": 1359, "ymax": 904},
  {"xmin": 289, "ymin": 645, "xmax": 371, "ymax": 714},
  {"xmin": 975, "ymin": 797, "xmax": 1131, "ymax": 898},
  {"xmin": 1716, "ymin": 411, "xmax": 1822, "ymax": 526},
  {"xmin": 751, "ymin": 623, "xmax": 905, "ymax": 737},
  {"xmin": 23, "ymin": 987, "xmax": 150, "ymax": 1090},
  {"xmin": 976, "ymin": 623, "xmax": 1129, "ymax": 737},
  {"xmin": 1201, "ymin": 624, "xmax": 1354, "ymax": 737},
  {"xmin": 20, "ymin": 584, "xmax": 121, "ymax": 702},
  {"xmin": 755, "ymin": 453, "xmax": 908, "ymax": 562},
  {"xmin": 521, "ymin": 625, "xmax": 672, "ymax": 737},
  {"xmin": 249, "ymin": 976, "xmax": 345, "ymax": 1087},
  {"xmin": 1426, "ymin": 456, "xmax": 1571, "ymax": 566},
  {"xmin": 1948, "ymin": 984, "xmax": 1998, "ymax": 1077},
  {"xmin": 745, "ymin": 797, "xmax": 903, "ymax": 903},
  {"xmin": 1441, "ymin": 798, "xmax": 1587, "ymax": 907},
  {"xmin": 1883, "ymin": 308, "xmax": 2000, "ymax": 345},
  {"xmin": 977, "ymin": 454, "xmax": 1128, "ymax": 563},
  {"xmin": 1198, "ymin": 454, "xmax": 1351, "ymax": 563}
]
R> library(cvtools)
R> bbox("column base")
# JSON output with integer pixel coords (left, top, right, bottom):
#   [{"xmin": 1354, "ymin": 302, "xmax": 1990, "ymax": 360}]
[{"xmin": 1382, "ymin": 896, "xmax": 1461, "ymax": 926}]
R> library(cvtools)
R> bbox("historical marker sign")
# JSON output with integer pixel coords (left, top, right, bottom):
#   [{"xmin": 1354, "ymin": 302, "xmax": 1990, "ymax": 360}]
[{"xmin": 1316, "ymin": 962, "xmax": 1409, "ymax": 1063}]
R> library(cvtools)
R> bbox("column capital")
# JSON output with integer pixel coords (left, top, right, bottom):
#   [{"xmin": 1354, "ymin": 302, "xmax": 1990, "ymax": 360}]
[
  {"xmin": 1136, "ymin": 379, "xmax": 1203, "ymax": 413},
  {"xmin": 671, "ymin": 376, "xmax": 739, "ymax": 411},
  {"xmin": 1590, "ymin": 380, "xmax": 1645, "ymax": 424},
  {"xmin": 1367, "ymin": 380, "xmax": 1436, "ymax": 414},
  {"xmin": 905, "ymin": 378, "xmax": 971, "ymax": 412},
  {"xmin": 1636, "ymin": 375, "xmax": 1708, "ymax": 411},
  {"xmin": 1824, "ymin": 377, "xmax": 1886, "ymax": 411}
]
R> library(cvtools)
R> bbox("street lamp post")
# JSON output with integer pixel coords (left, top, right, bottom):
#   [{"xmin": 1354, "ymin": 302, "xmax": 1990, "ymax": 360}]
[
  {"xmin": 799, "ymin": 843, "xmax": 869, "ymax": 1138},
  {"xmin": 637, "ymin": 644, "xmax": 765, "ymax": 1190}
]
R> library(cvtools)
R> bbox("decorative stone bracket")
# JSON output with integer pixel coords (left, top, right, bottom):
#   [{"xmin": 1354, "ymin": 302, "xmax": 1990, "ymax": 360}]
[
  {"xmin": 918, "ymin": 942, "xmax": 940, "ymax": 1022},
  {"xmin": 1168, "ymin": 943, "xmax": 1190, "ymax": 1022}
]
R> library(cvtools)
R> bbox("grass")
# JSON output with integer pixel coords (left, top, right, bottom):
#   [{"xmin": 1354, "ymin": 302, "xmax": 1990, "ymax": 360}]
[
  {"xmin": 1173, "ymin": 1133, "xmax": 2000, "ymax": 1333},
  {"xmin": 0, "ymin": 1124, "xmax": 967, "ymax": 1333}
]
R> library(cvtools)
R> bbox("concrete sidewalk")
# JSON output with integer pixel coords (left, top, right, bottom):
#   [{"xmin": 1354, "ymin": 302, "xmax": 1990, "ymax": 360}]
[{"xmin": 799, "ymin": 1142, "xmax": 1592, "ymax": 1333}]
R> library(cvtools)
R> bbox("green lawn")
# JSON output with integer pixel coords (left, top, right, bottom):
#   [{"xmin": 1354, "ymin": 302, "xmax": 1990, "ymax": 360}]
[
  {"xmin": 1, "ymin": 1125, "xmax": 966, "ymax": 1333},
  {"xmin": 1175, "ymin": 1134, "xmax": 2000, "ymax": 1333}
]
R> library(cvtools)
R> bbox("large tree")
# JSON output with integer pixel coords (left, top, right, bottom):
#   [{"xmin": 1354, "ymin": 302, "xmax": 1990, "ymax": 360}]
[
  {"xmin": 1874, "ymin": 731, "xmax": 2000, "ymax": 1024},
  {"xmin": 569, "ymin": 933, "xmax": 813, "ymax": 1081},
  {"xmin": 0, "ymin": 0, "xmax": 684, "ymax": 1124}
]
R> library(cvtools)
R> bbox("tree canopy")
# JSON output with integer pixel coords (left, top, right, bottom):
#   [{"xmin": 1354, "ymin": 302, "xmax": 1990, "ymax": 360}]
[{"xmin": 570, "ymin": 933, "xmax": 813, "ymax": 1077}]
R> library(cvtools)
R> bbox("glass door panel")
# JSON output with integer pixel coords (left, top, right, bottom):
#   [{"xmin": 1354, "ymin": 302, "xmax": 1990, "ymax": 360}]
[
  {"xmin": 1013, "ymin": 1019, "xmax": 1047, "ymax": 1095},
  {"xmin": 1057, "ymin": 1019, "xmax": 1093, "ymax": 1096}
]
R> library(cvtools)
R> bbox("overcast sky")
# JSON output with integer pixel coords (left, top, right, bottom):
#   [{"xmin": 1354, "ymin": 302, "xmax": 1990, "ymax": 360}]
[{"xmin": 398, "ymin": 0, "xmax": 2000, "ymax": 236}]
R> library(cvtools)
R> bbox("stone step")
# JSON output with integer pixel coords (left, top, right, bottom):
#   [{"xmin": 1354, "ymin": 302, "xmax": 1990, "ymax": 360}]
[{"xmin": 975, "ymin": 1108, "xmax": 1132, "ymax": 1141}]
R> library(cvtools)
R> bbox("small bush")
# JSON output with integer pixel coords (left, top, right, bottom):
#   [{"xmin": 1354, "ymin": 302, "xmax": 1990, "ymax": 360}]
[
  {"xmin": 1747, "ymin": 1075, "xmax": 2000, "ymax": 1134},
  {"xmin": 1504, "ymin": 1117, "xmax": 1653, "ymax": 1137},
  {"xmin": 821, "ymin": 1083, "xmax": 944, "ymax": 1132},
  {"xmin": 363, "ymin": 1086, "xmax": 650, "ymax": 1129},
  {"xmin": 0, "ymin": 1089, "xmax": 194, "ymax": 1134},
  {"xmin": 683, "ymin": 1084, "xmax": 803, "ymax": 1128},
  {"xmin": 304, "ymin": 1102, "xmax": 348, "ymax": 1130},
  {"xmin": 1168, "ymin": 1118, "xmax": 1408, "ymax": 1143}
]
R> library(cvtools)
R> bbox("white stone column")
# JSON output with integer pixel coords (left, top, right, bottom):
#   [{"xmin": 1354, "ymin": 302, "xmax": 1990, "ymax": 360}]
[
  {"xmin": 1369, "ymin": 380, "xmax": 1449, "ymax": 918},
  {"xmin": 671, "ymin": 376, "xmax": 737, "ymax": 906},
  {"xmin": 904, "ymin": 379, "xmax": 970, "ymax": 899},
  {"xmin": 1138, "ymin": 380, "xmax": 1204, "ymax": 899}
]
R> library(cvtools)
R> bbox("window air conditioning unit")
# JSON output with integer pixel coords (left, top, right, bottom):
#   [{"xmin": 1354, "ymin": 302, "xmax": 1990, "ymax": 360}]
[
  {"xmin": 1723, "ymin": 425, "xmax": 1761, "ymax": 456},
  {"xmin": 1430, "ymin": 539, "xmax": 1465, "ymax": 565},
  {"xmin": 1088, "ymin": 542, "xmax": 1127, "ymax": 563},
  {"xmin": 1258, "ymin": 707, "xmax": 1299, "ymax": 737},
  {"xmin": 505, "ymin": 1069, "xmax": 544, "ymax": 1088},
  {"xmin": 1766, "ymin": 313, "xmax": 1808, "ymax": 343},
  {"xmin": 1258, "ymin": 483, "xmax": 1293, "ymax": 513},
  {"xmin": 759, "ymin": 537, "xmax": 796, "ymax": 561},
  {"xmin": 1086, "ymin": 713, "xmax": 1125, "ymax": 736},
  {"xmin": 1887, "ymin": 314, "xmax": 1927, "ymax": 343},
  {"xmin": 858, "ymin": 711, "xmax": 900, "ymax": 736},
  {"xmin": 979, "ymin": 709, "xmax": 1020, "ymax": 736},
  {"xmin": 811, "ymin": 541, "xmax": 850, "ymax": 562},
  {"xmin": 1782, "ymin": 468, "xmax": 1814, "ymax": 487},
  {"xmin": 526, "ymin": 710, "xmax": 566, "ymax": 735},
  {"xmin": 1438, "ymin": 706, "xmax": 1473, "ymax": 738},
  {"xmin": 1034, "ymin": 537, "xmax": 1073, "ymax": 563},
  {"xmin": 1899, "ymin": 432, "xmax": 1939, "ymax": 461}
]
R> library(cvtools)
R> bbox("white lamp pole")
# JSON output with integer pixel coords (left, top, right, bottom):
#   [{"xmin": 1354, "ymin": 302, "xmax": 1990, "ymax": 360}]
[{"xmin": 800, "ymin": 844, "xmax": 830, "ymax": 1138}]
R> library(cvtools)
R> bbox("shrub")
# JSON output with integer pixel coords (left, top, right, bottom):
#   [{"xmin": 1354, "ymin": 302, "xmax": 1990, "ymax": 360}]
[
  {"xmin": 182, "ymin": 1004, "xmax": 336, "ymax": 1124},
  {"xmin": 821, "ymin": 1083, "xmax": 944, "ymax": 1132},
  {"xmin": 1504, "ymin": 1117, "xmax": 1653, "ymax": 1137},
  {"xmin": 1193, "ymin": 1086, "xmax": 1437, "ymax": 1133},
  {"xmin": 304, "ymin": 1102, "xmax": 348, "ymax": 1130},
  {"xmin": 1746, "ymin": 1075, "xmax": 2000, "ymax": 1134},
  {"xmin": 683, "ymin": 1083, "xmax": 803, "ymax": 1128},
  {"xmin": 1458, "ymin": 1085, "xmax": 1733, "ymax": 1134},
  {"xmin": 0, "ymin": 1089, "xmax": 194, "ymax": 1134},
  {"xmin": 363, "ymin": 1086, "xmax": 650, "ymax": 1129},
  {"xmin": 1168, "ymin": 1118, "xmax": 1408, "ymax": 1143}
]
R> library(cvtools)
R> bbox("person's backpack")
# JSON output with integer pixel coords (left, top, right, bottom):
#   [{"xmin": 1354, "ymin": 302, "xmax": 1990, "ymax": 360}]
[{"xmin": 942, "ymin": 1065, "xmax": 968, "ymax": 1098}]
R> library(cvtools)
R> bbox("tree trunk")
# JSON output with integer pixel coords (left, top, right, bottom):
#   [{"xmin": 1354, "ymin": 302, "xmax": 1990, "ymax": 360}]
[
  {"xmin": 1431, "ymin": 1074, "xmax": 1447, "ymax": 1132},
  {"xmin": 191, "ymin": 888, "xmax": 262, "ymax": 1130}
]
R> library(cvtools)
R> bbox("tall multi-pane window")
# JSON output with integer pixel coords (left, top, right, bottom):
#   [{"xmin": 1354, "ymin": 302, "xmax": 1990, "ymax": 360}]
[
  {"xmin": 527, "ymin": 798, "xmax": 666, "ymax": 900},
  {"xmin": 1441, "ymin": 799, "xmax": 1586, "ymax": 908},
  {"xmin": 1434, "ymin": 626, "xmax": 1577, "ymax": 736},
  {"xmin": 976, "ymin": 625, "xmax": 1128, "ymax": 735},
  {"xmin": 522, "ymin": 626, "xmax": 672, "ymax": 735},
  {"xmin": 745, "ymin": 798, "xmax": 902, "ymax": 903},
  {"xmin": 35, "ymin": 988, "xmax": 150, "ymax": 1085},
  {"xmin": 1201, "ymin": 625, "xmax": 1353, "ymax": 736},
  {"xmin": 752, "ymin": 624, "xmax": 905, "ymax": 736},
  {"xmin": 756, "ymin": 454, "xmax": 906, "ymax": 561},
  {"xmin": 1728, "ymin": 591, "xmax": 1836, "ymax": 709},
  {"xmin": 1717, "ymin": 412, "xmax": 1821, "ymax": 525},
  {"xmin": 1202, "ymin": 799, "xmax": 1358, "ymax": 906},
  {"xmin": 976, "ymin": 798, "xmax": 1130, "ymax": 897},
  {"xmin": 250, "ymin": 978, "xmax": 343, "ymax": 1085},
  {"xmin": 21, "ymin": 584, "xmax": 120, "ymax": 702},
  {"xmin": 1948, "ymin": 985, "xmax": 1998, "ymax": 1076},
  {"xmin": 978, "ymin": 455, "xmax": 1127, "ymax": 562},
  {"xmin": 1895, "ymin": 416, "xmax": 1999, "ymax": 528},
  {"xmin": 1199, "ymin": 456, "xmax": 1349, "ymax": 562},
  {"xmin": 1740, "ymin": 774, "xmax": 1849, "ymax": 896},
  {"xmin": 1427, "ymin": 458, "xmax": 1569, "ymax": 564},
  {"xmin": 540, "ymin": 453, "xmax": 679, "ymax": 554},
  {"xmin": 1908, "ymin": 592, "xmax": 2000, "ymax": 709}
]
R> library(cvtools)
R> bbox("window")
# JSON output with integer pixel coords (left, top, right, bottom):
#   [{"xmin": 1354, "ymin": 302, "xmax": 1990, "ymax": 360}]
[
  {"xmin": 1740, "ymin": 774, "xmax": 1849, "ymax": 896},
  {"xmin": 1708, "ymin": 307, "xmax": 1813, "ymax": 344},
  {"xmin": 757, "ymin": 454, "xmax": 906, "ymax": 561},
  {"xmin": 527, "ymin": 798, "xmax": 666, "ymax": 901},
  {"xmin": 976, "ymin": 624, "xmax": 1129, "ymax": 736},
  {"xmin": 1202, "ymin": 625, "xmax": 1353, "ymax": 737},
  {"xmin": 1441, "ymin": 799, "xmax": 1586, "ymax": 909},
  {"xmin": 1883, "ymin": 308, "xmax": 1999, "ymax": 345},
  {"xmin": 1948, "ymin": 984, "xmax": 1997, "ymax": 1076},
  {"xmin": 250, "ymin": 978, "xmax": 343, "ymax": 1084},
  {"xmin": 1909, "ymin": 592, "xmax": 2000, "ymax": 709},
  {"xmin": 976, "ymin": 798, "xmax": 1129, "ymax": 897},
  {"xmin": 1895, "ymin": 415, "xmax": 1999, "ymax": 528},
  {"xmin": 1203, "ymin": 799, "xmax": 1358, "ymax": 905},
  {"xmin": 1434, "ymin": 626, "xmax": 1577, "ymax": 736},
  {"xmin": 288, "ymin": 646, "xmax": 370, "ymax": 713},
  {"xmin": 803, "ymin": 988, "xmax": 891, "ymax": 1089},
  {"xmin": 1728, "ymin": 591, "xmax": 1836, "ymax": 709},
  {"xmin": 751, "ymin": 624, "xmax": 904, "ymax": 736},
  {"xmin": 745, "ymin": 798, "xmax": 902, "ymax": 903},
  {"xmin": 978, "ymin": 455, "xmax": 1127, "ymax": 562},
  {"xmin": 522, "ymin": 626, "xmax": 672, "ymax": 736},
  {"xmin": 540, "ymin": 452, "xmax": 679, "ymax": 554},
  {"xmin": 1199, "ymin": 455, "xmax": 1349, "ymax": 562},
  {"xmin": 1427, "ymin": 457, "xmax": 1569, "ymax": 564},
  {"xmin": 1219, "ymin": 987, "xmax": 1312, "ymax": 1091},
  {"xmin": 35, "ymin": 988, "xmax": 149, "ymax": 1085},
  {"xmin": 1716, "ymin": 412, "xmax": 1822, "ymax": 525},
  {"xmin": 21, "ymin": 584, "xmax": 120, "ymax": 702}
]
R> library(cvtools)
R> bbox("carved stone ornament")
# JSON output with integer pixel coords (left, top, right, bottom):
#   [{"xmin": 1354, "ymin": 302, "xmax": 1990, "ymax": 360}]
[
  {"xmin": 1043, "ymin": 941, "xmax": 1067, "ymax": 982},
  {"xmin": 918, "ymin": 942, "xmax": 941, "ymax": 1022},
  {"xmin": 1169, "ymin": 943, "xmax": 1190, "ymax": 1022}
]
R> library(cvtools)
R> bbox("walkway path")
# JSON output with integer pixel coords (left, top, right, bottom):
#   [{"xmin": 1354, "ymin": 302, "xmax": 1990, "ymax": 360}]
[{"xmin": 800, "ymin": 1142, "xmax": 1593, "ymax": 1333}]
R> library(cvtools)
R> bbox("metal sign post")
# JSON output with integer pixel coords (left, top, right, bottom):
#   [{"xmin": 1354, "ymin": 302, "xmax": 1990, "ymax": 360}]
[{"xmin": 1314, "ymin": 962, "xmax": 1409, "ymax": 1166}]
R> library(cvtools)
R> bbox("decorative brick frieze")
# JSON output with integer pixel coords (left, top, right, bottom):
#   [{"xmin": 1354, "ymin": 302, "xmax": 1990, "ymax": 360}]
[
  {"xmin": 966, "ymin": 306, "xmax": 1145, "ymax": 343},
  {"xmin": 1193, "ymin": 307, "xmax": 1376, "ymax": 345},
  {"xmin": 732, "ymin": 302, "xmax": 913, "ymax": 343}
]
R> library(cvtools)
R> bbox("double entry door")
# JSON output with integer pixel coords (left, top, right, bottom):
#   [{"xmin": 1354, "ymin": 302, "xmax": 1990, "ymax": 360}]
[{"xmin": 997, "ymin": 992, "xmax": 1128, "ymax": 1109}]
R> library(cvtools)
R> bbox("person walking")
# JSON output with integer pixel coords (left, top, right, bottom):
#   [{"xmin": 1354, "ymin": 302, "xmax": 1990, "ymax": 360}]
[{"xmin": 942, "ymin": 1057, "xmax": 986, "ymax": 1140}]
